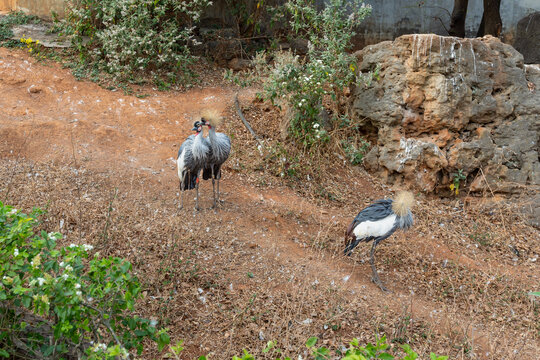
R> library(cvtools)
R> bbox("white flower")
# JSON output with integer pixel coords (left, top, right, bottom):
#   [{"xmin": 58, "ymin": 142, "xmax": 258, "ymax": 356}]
[
  {"xmin": 62, "ymin": 274, "xmax": 69, "ymax": 280},
  {"xmin": 69, "ymin": 243, "xmax": 78, "ymax": 248},
  {"xmin": 313, "ymin": 123, "xmax": 320, "ymax": 129},
  {"xmin": 13, "ymin": 248, "xmax": 19, "ymax": 257},
  {"xmin": 59, "ymin": 261, "xmax": 65, "ymax": 267},
  {"xmin": 75, "ymin": 290, "xmax": 82, "ymax": 297},
  {"xmin": 82, "ymin": 244, "xmax": 94, "ymax": 251},
  {"xmin": 65, "ymin": 265, "xmax": 73, "ymax": 272},
  {"xmin": 93, "ymin": 343, "xmax": 107, "ymax": 352},
  {"xmin": 74, "ymin": 283, "xmax": 81, "ymax": 289},
  {"xmin": 8, "ymin": 209, "xmax": 17, "ymax": 215},
  {"xmin": 37, "ymin": 277, "xmax": 46, "ymax": 286}
]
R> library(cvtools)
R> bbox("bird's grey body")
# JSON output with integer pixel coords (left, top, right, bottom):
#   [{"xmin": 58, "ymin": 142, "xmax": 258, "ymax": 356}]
[
  {"xmin": 201, "ymin": 121, "xmax": 231, "ymax": 207},
  {"xmin": 177, "ymin": 123, "xmax": 210, "ymax": 210},
  {"xmin": 345, "ymin": 193, "xmax": 414, "ymax": 292}
]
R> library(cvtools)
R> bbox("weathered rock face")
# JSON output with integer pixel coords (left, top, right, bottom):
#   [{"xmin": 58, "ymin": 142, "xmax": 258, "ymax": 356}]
[{"xmin": 351, "ymin": 34, "xmax": 539, "ymax": 195}]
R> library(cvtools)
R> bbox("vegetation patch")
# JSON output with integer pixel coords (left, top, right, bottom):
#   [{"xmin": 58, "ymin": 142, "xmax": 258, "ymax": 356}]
[{"xmin": 0, "ymin": 202, "xmax": 169, "ymax": 359}]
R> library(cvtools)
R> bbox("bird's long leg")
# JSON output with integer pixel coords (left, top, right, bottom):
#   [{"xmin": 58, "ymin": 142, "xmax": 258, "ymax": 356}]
[
  {"xmin": 370, "ymin": 241, "xmax": 389, "ymax": 292},
  {"xmin": 211, "ymin": 166, "xmax": 216, "ymax": 208},
  {"xmin": 180, "ymin": 180, "xmax": 184, "ymax": 209},
  {"xmin": 195, "ymin": 174, "xmax": 200, "ymax": 211},
  {"xmin": 217, "ymin": 170, "xmax": 221, "ymax": 205}
]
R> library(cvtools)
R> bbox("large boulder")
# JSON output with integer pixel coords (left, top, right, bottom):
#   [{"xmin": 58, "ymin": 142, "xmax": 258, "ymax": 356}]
[{"xmin": 352, "ymin": 34, "xmax": 540, "ymax": 195}]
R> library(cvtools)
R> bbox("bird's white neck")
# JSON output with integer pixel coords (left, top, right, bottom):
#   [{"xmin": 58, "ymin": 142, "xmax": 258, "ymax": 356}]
[
  {"xmin": 207, "ymin": 126, "xmax": 217, "ymax": 144},
  {"xmin": 192, "ymin": 131, "xmax": 207, "ymax": 161}
]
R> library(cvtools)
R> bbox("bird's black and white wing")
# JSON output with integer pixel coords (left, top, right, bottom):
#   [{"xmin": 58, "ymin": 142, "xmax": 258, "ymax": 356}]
[
  {"xmin": 177, "ymin": 137, "xmax": 197, "ymax": 190},
  {"xmin": 346, "ymin": 200, "xmax": 395, "ymax": 240}
]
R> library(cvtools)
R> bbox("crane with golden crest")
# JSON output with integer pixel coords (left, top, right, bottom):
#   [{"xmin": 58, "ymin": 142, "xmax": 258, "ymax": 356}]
[{"xmin": 344, "ymin": 191, "xmax": 415, "ymax": 292}]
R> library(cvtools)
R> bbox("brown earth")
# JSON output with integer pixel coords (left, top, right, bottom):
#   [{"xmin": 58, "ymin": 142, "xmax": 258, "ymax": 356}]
[{"xmin": 1, "ymin": 47, "xmax": 539, "ymax": 359}]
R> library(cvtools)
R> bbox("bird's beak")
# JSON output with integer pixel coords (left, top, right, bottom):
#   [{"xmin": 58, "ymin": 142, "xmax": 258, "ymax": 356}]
[{"xmin": 191, "ymin": 126, "xmax": 198, "ymax": 131}]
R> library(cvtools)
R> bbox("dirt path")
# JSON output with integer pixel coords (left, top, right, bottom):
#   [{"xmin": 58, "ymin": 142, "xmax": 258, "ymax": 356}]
[{"xmin": 1, "ymin": 48, "xmax": 538, "ymax": 359}]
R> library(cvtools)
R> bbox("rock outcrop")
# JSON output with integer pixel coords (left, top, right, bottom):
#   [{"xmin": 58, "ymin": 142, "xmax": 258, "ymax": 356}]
[{"xmin": 351, "ymin": 34, "xmax": 540, "ymax": 195}]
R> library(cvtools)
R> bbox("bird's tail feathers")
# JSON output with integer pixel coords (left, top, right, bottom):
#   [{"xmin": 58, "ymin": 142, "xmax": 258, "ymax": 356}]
[
  {"xmin": 392, "ymin": 191, "xmax": 414, "ymax": 217},
  {"xmin": 181, "ymin": 171, "xmax": 198, "ymax": 190},
  {"xmin": 202, "ymin": 164, "xmax": 221, "ymax": 180},
  {"xmin": 344, "ymin": 222, "xmax": 358, "ymax": 256},
  {"xmin": 200, "ymin": 109, "xmax": 223, "ymax": 128}
]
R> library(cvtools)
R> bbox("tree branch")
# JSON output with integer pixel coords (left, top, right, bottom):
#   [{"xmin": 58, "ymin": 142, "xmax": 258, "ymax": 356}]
[
  {"xmin": 234, "ymin": 93, "xmax": 265, "ymax": 150},
  {"xmin": 82, "ymin": 302, "xmax": 129, "ymax": 359}
]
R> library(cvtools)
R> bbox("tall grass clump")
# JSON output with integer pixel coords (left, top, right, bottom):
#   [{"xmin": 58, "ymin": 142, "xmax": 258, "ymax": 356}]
[{"xmin": 58, "ymin": 0, "xmax": 212, "ymax": 85}]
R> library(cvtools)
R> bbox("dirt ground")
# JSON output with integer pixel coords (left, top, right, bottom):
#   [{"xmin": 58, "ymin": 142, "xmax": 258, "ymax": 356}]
[{"xmin": 1, "ymin": 47, "xmax": 539, "ymax": 359}]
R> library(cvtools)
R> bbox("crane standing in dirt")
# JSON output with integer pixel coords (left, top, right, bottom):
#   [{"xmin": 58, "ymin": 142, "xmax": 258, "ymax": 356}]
[
  {"xmin": 177, "ymin": 120, "xmax": 210, "ymax": 210},
  {"xmin": 200, "ymin": 111, "xmax": 231, "ymax": 208},
  {"xmin": 344, "ymin": 191, "xmax": 414, "ymax": 292}
]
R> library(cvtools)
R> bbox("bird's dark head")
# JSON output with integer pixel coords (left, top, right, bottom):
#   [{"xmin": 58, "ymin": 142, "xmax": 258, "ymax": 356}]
[
  {"xmin": 200, "ymin": 117, "xmax": 211, "ymax": 129},
  {"xmin": 192, "ymin": 121, "xmax": 203, "ymax": 133}
]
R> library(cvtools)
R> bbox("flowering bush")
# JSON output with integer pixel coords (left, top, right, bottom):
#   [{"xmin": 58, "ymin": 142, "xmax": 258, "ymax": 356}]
[
  {"xmin": 20, "ymin": 36, "xmax": 41, "ymax": 56},
  {"xmin": 59, "ymin": 0, "xmax": 212, "ymax": 84},
  {"xmin": 263, "ymin": 0, "xmax": 372, "ymax": 147},
  {"xmin": 0, "ymin": 202, "xmax": 169, "ymax": 359}
]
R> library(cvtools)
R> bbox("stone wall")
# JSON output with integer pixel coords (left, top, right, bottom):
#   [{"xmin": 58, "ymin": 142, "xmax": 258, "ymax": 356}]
[
  {"xmin": 1, "ymin": 0, "xmax": 64, "ymax": 19},
  {"xmin": 351, "ymin": 34, "xmax": 539, "ymax": 194}
]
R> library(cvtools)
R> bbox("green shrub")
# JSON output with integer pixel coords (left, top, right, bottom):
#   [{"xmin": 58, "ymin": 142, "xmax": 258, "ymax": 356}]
[
  {"xmin": 263, "ymin": 0, "xmax": 372, "ymax": 147},
  {"xmin": 0, "ymin": 202, "xmax": 168, "ymax": 359},
  {"xmin": 190, "ymin": 335, "xmax": 448, "ymax": 360},
  {"xmin": 0, "ymin": 11, "xmax": 41, "ymax": 47},
  {"xmin": 58, "ymin": 0, "xmax": 212, "ymax": 84}
]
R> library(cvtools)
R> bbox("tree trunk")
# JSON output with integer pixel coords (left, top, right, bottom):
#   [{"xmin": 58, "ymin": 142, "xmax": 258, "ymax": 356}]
[
  {"xmin": 477, "ymin": 0, "xmax": 502, "ymax": 37},
  {"xmin": 449, "ymin": 0, "xmax": 469, "ymax": 38}
]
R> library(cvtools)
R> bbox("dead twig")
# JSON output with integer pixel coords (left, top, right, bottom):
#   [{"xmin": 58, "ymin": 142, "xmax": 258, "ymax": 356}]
[
  {"xmin": 101, "ymin": 187, "xmax": 119, "ymax": 246},
  {"xmin": 234, "ymin": 93, "xmax": 265, "ymax": 150}
]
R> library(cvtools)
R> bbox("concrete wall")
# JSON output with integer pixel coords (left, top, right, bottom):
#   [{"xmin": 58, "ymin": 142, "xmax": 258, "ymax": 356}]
[
  {"xmin": 1, "ymin": 0, "xmax": 64, "ymax": 19},
  {"xmin": 2, "ymin": 0, "xmax": 539, "ymax": 48},
  {"xmin": 353, "ymin": 0, "xmax": 540, "ymax": 48},
  {"xmin": 0, "ymin": 0, "xmax": 16, "ymax": 12}
]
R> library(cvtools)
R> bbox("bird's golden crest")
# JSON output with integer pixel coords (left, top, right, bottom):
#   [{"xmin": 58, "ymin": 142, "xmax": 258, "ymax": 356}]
[
  {"xmin": 392, "ymin": 191, "xmax": 414, "ymax": 217},
  {"xmin": 200, "ymin": 109, "xmax": 223, "ymax": 127}
]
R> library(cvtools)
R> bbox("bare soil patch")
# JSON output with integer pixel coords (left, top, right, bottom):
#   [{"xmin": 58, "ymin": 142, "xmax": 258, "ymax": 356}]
[{"xmin": 1, "ymin": 47, "xmax": 538, "ymax": 359}]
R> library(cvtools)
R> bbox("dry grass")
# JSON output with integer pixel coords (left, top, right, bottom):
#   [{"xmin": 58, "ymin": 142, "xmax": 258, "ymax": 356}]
[
  {"xmin": 0, "ymin": 48, "xmax": 538, "ymax": 358},
  {"xmin": 2, "ymin": 106, "xmax": 538, "ymax": 359}
]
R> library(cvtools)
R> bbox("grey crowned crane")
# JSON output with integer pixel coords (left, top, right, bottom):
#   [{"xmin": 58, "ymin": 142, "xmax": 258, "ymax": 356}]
[
  {"xmin": 177, "ymin": 120, "xmax": 210, "ymax": 210},
  {"xmin": 200, "ymin": 111, "xmax": 231, "ymax": 208},
  {"xmin": 344, "ymin": 191, "xmax": 414, "ymax": 292}
]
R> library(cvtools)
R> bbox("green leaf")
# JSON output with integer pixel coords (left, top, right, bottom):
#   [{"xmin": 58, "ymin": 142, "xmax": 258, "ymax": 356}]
[
  {"xmin": 529, "ymin": 291, "xmax": 540, "ymax": 297},
  {"xmin": 157, "ymin": 331, "xmax": 170, "ymax": 351},
  {"xmin": 306, "ymin": 336, "xmax": 318, "ymax": 348},
  {"xmin": 0, "ymin": 349, "xmax": 10, "ymax": 358},
  {"xmin": 430, "ymin": 354, "xmax": 448, "ymax": 360},
  {"xmin": 379, "ymin": 353, "xmax": 395, "ymax": 360},
  {"xmin": 262, "ymin": 340, "xmax": 275, "ymax": 353}
]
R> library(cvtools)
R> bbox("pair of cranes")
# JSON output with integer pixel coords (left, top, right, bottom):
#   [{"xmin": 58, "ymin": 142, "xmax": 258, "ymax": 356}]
[
  {"xmin": 176, "ymin": 111, "xmax": 231, "ymax": 211},
  {"xmin": 176, "ymin": 111, "xmax": 414, "ymax": 292}
]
